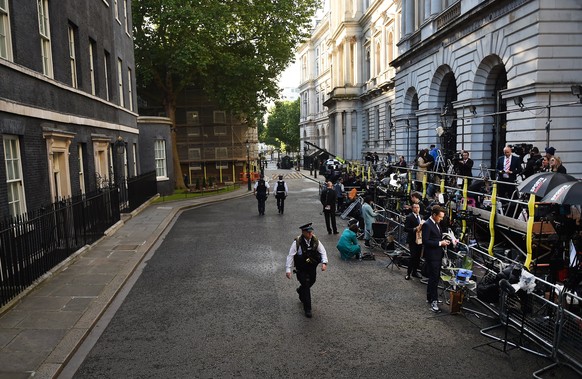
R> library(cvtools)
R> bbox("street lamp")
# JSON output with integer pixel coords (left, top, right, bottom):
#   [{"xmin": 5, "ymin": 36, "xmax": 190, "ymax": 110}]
[{"xmin": 246, "ymin": 140, "xmax": 251, "ymax": 191}]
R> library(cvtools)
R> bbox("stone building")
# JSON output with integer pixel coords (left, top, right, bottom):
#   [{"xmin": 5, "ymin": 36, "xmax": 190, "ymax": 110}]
[{"xmin": 298, "ymin": 0, "xmax": 582, "ymax": 176}]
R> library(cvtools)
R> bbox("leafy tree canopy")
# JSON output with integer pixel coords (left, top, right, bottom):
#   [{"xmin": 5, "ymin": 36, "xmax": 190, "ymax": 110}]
[
  {"xmin": 133, "ymin": 0, "xmax": 320, "ymax": 121},
  {"xmin": 266, "ymin": 99, "xmax": 300, "ymax": 154}
]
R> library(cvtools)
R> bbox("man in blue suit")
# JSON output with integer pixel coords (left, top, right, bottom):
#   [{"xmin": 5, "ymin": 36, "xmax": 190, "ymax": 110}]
[
  {"xmin": 496, "ymin": 146, "xmax": 522, "ymax": 198},
  {"xmin": 421, "ymin": 205, "xmax": 450, "ymax": 312}
]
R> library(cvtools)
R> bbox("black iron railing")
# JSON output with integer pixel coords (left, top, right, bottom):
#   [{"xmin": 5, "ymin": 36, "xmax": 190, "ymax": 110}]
[
  {"xmin": 0, "ymin": 186, "xmax": 120, "ymax": 308},
  {"xmin": 121, "ymin": 170, "xmax": 158, "ymax": 213}
]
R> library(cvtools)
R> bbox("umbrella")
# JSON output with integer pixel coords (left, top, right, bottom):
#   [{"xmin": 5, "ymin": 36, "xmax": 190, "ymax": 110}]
[
  {"xmin": 540, "ymin": 181, "xmax": 582, "ymax": 204},
  {"xmin": 516, "ymin": 172, "xmax": 577, "ymax": 197}
]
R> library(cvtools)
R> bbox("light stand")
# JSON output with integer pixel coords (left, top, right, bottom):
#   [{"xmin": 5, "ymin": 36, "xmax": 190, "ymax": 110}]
[{"xmin": 246, "ymin": 140, "xmax": 251, "ymax": 191}]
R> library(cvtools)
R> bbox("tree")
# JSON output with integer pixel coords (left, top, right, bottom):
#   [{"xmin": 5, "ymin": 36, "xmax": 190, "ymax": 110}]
[
  {"xmin": 266, "ymin": 99, "xmax": 300, "ymax": 154},
  {"xmin": 133, "ymin": 0, "xmax": 320, "ymax": 188}
]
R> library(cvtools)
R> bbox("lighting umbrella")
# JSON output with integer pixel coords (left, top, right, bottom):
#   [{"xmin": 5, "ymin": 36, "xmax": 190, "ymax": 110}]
[
  {"xmin": 540, "ymin": 181, "xmax": 582, "ymax": 205},
  {"xmin": 516, "ymin": 172, "xmax": 577, "ymax": 197}
]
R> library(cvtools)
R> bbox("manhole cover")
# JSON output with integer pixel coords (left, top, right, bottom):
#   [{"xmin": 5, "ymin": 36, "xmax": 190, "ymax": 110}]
[{"xmin": 113, "ymin": 245, "xmax": 139, "ymax": 251}]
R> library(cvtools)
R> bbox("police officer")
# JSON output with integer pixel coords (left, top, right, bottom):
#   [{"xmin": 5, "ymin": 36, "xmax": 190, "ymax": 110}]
[
  {"xmin": 253, "ymin": 174, "xmax": 270, "ymax": 215},
  {"xmin": 285, "ymin": 223, "xmax": 328, "ymax": 318},
  {"xmin": 274, "ymin": 175, "xmax": 288, "ymax": 214}
]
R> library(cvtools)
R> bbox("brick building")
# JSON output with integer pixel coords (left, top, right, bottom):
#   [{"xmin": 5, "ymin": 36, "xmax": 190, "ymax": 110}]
[{"xmin": 0, "ymin": 0, "xmax": 171, "ymax": 217}]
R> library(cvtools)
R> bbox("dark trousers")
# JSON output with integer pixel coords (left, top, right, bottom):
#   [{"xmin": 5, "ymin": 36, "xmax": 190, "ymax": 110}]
[
  {"xmin": 407, "ymin": 243, "xmax": 422, "ymax": 276},
  {"xmin": 426, "ymin": 259, "xmax": 441, "ymax": 302},
  {"xmin": 257, "ymin": 196, "xmax": 266, "ymax": 215},
  {"xmin": 276, "ymin": 196, "xmax": 285, "ymax": 213},
  {"xmin": 296, "ymin": 265, "xmax": 317, "ymax": 311},
  {"xmin": 324, "ymin": 210, "xmax": 337, "ymax": 233},
  {"xmin": 337, "ymin": 197, "xmax": 344, "ymax": 212}
]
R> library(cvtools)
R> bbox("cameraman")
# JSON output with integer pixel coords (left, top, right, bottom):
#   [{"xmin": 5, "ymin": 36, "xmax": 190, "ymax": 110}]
[
  {"xmin": 456, "ymin": 150, "xmax": 474, "ymax": 184},
  {"xmin": 522, "ymin": 146, "xmax": 543, "ymax": 178}
]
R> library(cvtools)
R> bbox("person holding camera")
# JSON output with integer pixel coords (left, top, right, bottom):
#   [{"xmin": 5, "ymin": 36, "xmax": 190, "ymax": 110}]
[
  {"xmin": 523, "ymin": 146, "xmax": 543, "ymax": 178},
  {"xmin": 285, "ymin": 223, "xmax": 329, "ymax": 318},
  {"xmin": 456, "ymin": 150, "xmax": 474, "ymax": 184}
]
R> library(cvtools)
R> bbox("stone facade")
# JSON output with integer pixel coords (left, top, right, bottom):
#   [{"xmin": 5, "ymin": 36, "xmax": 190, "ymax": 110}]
[{"xmin": 299, "ymin": 0, "xmax": 582, "ymax": 176}]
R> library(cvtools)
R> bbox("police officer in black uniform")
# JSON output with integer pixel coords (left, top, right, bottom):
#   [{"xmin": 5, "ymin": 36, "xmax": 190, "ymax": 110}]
[
  {"xmin": 253, "ymin": 174, "xmax": 270, "ymax": 215},
  {"xmin": 285, "ymin": 223, "xmax": 328, "ymax": 318}
]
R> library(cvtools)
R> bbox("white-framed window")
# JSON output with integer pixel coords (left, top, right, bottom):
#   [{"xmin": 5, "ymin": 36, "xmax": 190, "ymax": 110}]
[
  {"xmin": 38, "ymin": 0, "xmax": 53, "ymax": 78},
  {"xmin": 127, "ymin": 68, "xmax": 133, "ymax": 111},
  {"xmin": 188, "ymin": 148, "xmax": 201, "ymax": 160},
  {"xmin": 123, "ymin": 0, "xmax": 129, "ymax": 35},
  {"xmin": 0, "ymin": 0, "xmax": 13, "ymax": 61},
  {"xmin": 213, "ymin": 111, "xmax": 226, "ymax": 124},
  {"xmin": 3, "ymin": 135, "xmax": 27, "ymax": 217},
  {"xmin": 215, "ymin": 147, "xmax": 228, "ymax": 160},
  {"xmin": 78, "ymin": 144, "xmax": 85, "ymax": 194},
  {"xmin": 213, "ymin": 125, "xmax": 226, "ymax": 136},
  {"xmin": 186, "ymin": 111, "xmax": 199, "ymax": 125},
  {"xmin": 187, "ymin": 127, "xmax": 200, "ymax": 137},
  {"xmin": 117, "ymin": 58, "xmax": 124, "ymax": 106},
  {"xmin": 93, "ymin": 138, "xmax": 110, "ymax": 187},
  {"xmin": 215, "ymin": 161, "xmax": 228, "ymax": 169},
  {"xmin": 68, "ymin": 24, "xmax": 78, "ymax": 88},
  {"xmin": 104, "ymin": 51, "xmax": 110, "ymax": 101},
  {"xmin": 114, "ymin": 0, "xmax": 119, "ymax": 22},
  {"xmin": 132, "ymin": 143, "xmax": 138, "ymax": 176},
  {"xmin": 154, "ymin": 139, "xmax": 167, "ymax": 178},
  {"xmin": 89, "ymin": 40, "xmax": 96, "ymax": 95}
]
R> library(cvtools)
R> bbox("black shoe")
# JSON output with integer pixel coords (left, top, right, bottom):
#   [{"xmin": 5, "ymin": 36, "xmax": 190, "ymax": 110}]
[
  {"xmin": 405, "ymin": 275, "xmax": 411, "ymax": 280},
  {"xmin": 333, "ymin": 231, "xmax": 339, "ymax": 235},
  {"xmin": 304, "ymin": 309, "xmax": 312, "ymax": 318},
  {"xmin": 412, "ymin": 272, "xmax": 423, "ymax": 279},
  {"xmin": 328, "ymin": 231, "xmax": 332, "ymax": 234}
]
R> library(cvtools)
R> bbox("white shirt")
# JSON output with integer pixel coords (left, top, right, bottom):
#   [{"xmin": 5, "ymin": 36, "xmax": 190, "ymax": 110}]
[
  {"xmin": 253, "ymin": 180, "xmax": 270, "ymax": 191},
  {"xmin": 285, "ymin": 237, "xmax": 328, "ymax": 273}
]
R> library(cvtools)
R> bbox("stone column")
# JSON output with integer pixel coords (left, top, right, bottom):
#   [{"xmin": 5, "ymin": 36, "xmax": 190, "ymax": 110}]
[{"xmin": 431, "ymin": 0, "xmax": 441, "ymax": 15}]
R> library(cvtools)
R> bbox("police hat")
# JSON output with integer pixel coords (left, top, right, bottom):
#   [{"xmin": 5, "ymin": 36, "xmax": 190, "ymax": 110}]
[
  {"xmin": 545, "ymin": 146, "xmax": 556, "ymax": 155},
  {"xmin": 279, "ymin": 175, "xmax": 283, "ymax": 180},
  {"xmin": 299, "ymin": 223, "xmax": 314, "ymax": 232}
]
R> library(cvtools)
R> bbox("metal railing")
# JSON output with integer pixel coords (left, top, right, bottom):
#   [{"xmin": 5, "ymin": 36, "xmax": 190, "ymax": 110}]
[
  {"xmin": 0, "ymin": 187, "xmax": 121, "ymax": 308},
  {"xmin": 121, "ymin": 171, "xmax": 158, "ymax": 213}
]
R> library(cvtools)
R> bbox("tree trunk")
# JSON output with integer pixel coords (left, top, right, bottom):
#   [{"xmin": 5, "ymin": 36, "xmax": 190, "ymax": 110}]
[{"xmin": 162, "ymin": 84, "xmax": 186, "ymax": 190}]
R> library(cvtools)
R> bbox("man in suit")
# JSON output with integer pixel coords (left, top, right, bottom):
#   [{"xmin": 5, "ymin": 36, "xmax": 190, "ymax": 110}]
[
  {"xmin": 320, "ymin": 181, "xmax": 338, "ymax": 234},
  {"xmin": 404, "ymin": 203, "xmax": 424, "ymax": 280},
  {"xmin": 456, "ymin": 150, "xmax": 474, "ymax": 185},
  {"xmin": 496, "ymin": 146, "xmax": 522, "ymax": 198},
  {"xmin": 422, "ymin": 205, "xmax": 450, "ymax": 312}
]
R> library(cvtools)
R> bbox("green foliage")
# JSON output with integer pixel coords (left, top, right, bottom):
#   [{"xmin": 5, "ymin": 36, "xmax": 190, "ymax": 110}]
[
  {"xmin": 266, "ymin": 98, "xmax": 300, "ymax": 153},
  {"xmin": 133, "ymin": 0, "xmax": 320, "ymax": 121}
]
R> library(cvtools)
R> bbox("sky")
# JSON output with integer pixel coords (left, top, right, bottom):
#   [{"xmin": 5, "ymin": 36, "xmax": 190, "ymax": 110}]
[{"xmin": 277, "ymin": 1, "xmax": 328, "ymax": 89}]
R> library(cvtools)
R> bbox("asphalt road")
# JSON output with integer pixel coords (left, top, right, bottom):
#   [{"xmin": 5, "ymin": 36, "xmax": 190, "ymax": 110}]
[{"xmin": 68, "ymin": 172, "xmax": 554, "ymax": 379}]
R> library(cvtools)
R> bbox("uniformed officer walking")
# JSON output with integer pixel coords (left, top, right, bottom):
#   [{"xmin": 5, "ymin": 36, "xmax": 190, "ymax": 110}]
[{"xmin": 285, "ymin": 223, "xmax": 328, "ymax": 318}]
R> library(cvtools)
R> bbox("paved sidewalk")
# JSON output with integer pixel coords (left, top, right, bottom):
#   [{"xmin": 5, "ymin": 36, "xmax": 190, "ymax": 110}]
[{"xmin": 0, "ymin": 188, "xmax": 252, "ymax": 379}]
